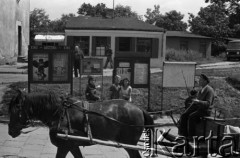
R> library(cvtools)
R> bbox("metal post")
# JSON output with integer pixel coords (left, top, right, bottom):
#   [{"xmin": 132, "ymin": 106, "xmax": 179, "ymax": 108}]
[{"xmin": 113, "ymin": 0, "xmax": 115, "ymax": 18}]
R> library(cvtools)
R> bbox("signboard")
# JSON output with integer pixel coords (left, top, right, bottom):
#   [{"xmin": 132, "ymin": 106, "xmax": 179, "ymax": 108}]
[
  {"xmin": 134, "ymin": 63, "xmax": 148, "ymax": 85},
  {"xmin": 28, "ymin": 45, "xmax": 73, "ymax": 93},
  {"xmin": 113, "ymin": 57, "xmax": 150, "ymax": 88},
  {"xmin": 52, "ymin": 53, "xmax": 69, "ymax": 81},
  {"xmin": 163, "ymin": 62, "xmax": 196, "ymax": 88},
  {"xmin": 32, "ymin": 53, "xmax": 49, "ymax": 82},
  {"xmin": 80, "ymin": 58, "xmax": 103, "ymax": 75},
  {"xmin": 116, "ymin": 67, "xmax": 131, "ymax": 81}
]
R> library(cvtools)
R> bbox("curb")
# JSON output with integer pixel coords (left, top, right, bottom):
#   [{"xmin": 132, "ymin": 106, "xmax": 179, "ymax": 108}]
[{"xmin": 0, "ymin": 71, "xmax": 27, "ymax": 74}]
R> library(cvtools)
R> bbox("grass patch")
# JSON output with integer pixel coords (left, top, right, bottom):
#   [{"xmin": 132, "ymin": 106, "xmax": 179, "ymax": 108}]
[
  {"xmin": 165, "ymin": 49, "xmax": 224, "ymax": 64},
  {"xmin": 226, "ymin": 75, "xmax": 240, "ymax": 91}
]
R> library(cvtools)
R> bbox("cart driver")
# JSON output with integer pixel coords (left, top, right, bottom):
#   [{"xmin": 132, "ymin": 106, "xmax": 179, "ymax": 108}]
[{"xmin": 178, "ymin": 74, "xmax": 215, "ymax": 137}]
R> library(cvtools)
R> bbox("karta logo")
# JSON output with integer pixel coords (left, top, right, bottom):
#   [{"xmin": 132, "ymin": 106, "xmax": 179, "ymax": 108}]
[{"xmin": 141, "ymin": 128, "xmax": 240, "ymax": 157}]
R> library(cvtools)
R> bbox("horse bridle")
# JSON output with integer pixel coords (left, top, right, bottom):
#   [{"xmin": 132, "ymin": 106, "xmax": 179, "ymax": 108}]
[{"xmin": 15, "ymin": 94, "xmax": 32, "ymax": 128}]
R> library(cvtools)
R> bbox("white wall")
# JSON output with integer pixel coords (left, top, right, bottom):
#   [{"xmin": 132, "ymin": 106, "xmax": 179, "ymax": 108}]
[{"xmin": 65, "ymin": 30, "xmax": 166, "ymax": 68}]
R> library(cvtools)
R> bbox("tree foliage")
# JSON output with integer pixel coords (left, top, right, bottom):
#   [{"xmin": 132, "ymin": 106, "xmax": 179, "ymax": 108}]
[
  {"xmin": 30, "ymin": 8, "xmax": 51, "ymax": 44},
  {"xmin": 188, "ymin": 3, "xmax": 233, "ymax": 55},
  {"xmin": 49, "ymin": 13, "xmax": 76, "ymax": 32},
  {"xmin": 189, "ymin": 4, "xmax": 231, "ymax": 39},
  {"xmin": 114, "ymin": 4, "xmax": 139, "ymax": 19},
  {"xmin": 157, "ymin": 10, "xmax": 187, "ymax": 31},
  {"xmin": 144, "ymin": 5, "xmax": 161, "ymax": 24},
  {"xmin": 77, "ymin": 3, "xmax": 140, "ymax": 19},
  {"xmin": 144, "ymin": 5, "xmax": 187, "ymax": 31}
]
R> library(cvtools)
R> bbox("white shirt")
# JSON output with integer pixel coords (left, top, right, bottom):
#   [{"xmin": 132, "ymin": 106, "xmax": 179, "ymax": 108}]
[{"xmin": 120, "ymin": 86, "xmax": 132, "ymax": 102}]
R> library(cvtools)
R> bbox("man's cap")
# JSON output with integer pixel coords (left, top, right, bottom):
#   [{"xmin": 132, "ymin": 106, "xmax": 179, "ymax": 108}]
[{"xmin": 200, "ymin": 74, "xmax": 210, "ymax": 83}]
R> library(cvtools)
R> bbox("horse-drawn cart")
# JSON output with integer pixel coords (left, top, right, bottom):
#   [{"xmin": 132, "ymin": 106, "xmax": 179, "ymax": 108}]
[{"xmin": 8, "ymin": 90, "xmax": 240, "ymax": 158}]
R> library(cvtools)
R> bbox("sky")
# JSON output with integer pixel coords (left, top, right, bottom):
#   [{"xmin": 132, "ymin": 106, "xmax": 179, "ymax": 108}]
[{"xmin": 30, "ymin": 0, "xmax": 209, "ymax": 22}]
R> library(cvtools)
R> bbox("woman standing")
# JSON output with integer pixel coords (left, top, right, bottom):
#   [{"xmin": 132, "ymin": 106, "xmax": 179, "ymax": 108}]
[{"xmin": 120, "ymin": 78, "xmax": 132, "ymax": 102}]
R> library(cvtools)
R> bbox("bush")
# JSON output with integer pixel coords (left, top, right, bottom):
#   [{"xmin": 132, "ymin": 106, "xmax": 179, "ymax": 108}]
[{"xmin": 165, "ymin": 49, "xmax": 203, "ymax": 61}]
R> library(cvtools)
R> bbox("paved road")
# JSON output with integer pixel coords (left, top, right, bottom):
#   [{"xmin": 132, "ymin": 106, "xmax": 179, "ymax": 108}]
[
  {"xmin": 0, "ymin": 123, "xmax": 130, "ymax": 158},
  {"xmin": 0, "ymin": 121, "xmax": 178, "ymax": 158}
]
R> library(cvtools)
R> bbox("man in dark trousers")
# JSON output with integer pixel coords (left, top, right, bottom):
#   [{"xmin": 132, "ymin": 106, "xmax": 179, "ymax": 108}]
[
  {"xmin": 73, "ymin": 45, "xmax": 84, "ymax": 77},
  {"xmin": 179, "ymin": 74, "xmax": 215, "ymax": 137},
  {"xmin": 104, "ymin": 44, "xmax": 113, "ymax": 69}
]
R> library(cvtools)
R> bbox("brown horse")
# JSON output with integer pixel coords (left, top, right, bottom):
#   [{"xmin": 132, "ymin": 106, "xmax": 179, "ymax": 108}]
[{"xmin": 8, "ymin": 90, "xmax": 153, "ymax": 158}]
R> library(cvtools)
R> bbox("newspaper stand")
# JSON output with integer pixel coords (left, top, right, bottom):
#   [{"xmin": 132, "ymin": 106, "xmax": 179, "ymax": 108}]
[
  {"xmin": 28, "ymin": 45, "xmax": 73, "ymax": 94},
  {"xmin": 113, "ymin": 57, "xmax": 151, "ymax": 110}
]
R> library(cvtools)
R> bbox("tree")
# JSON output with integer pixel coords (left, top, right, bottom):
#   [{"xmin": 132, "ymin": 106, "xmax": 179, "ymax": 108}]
[
  {"xmin": 77, "ymin": 3, "xmax": 107, "ymax": 17},
  {"xmin": 188, "ymin": 4, "xmax": 231, "ymax": 55},
  {"xmin": 77, "ymin": 3, "xmax": 96, "ymax": 16},
  {"xmin": 77, "ymin": 3, "xmax": 140, "ymax": 19},
  {"xmin": 156, "ymin": 10, "xmax": 187, "ymax": 31},
  {"xmin": 205, "ymin": 0, "xmax": 240, "ymax": 38},
  {"xmin": 30, "ymin": 8, "xmax": 51, "ymax": 44},
  {"xmin": 144, "ymin": 5, "xmax": 161, "ymax": 24},
  {"xmin": 49, "ymin": 13, "xmax": 76, "ymax": 32},
  {"xmin": 114, "ymin": 4, "xmax": 139, "ymax": 18},
  {"xmin": 144, "ymin": 5, "xmax": 187, "ymax": 31}
]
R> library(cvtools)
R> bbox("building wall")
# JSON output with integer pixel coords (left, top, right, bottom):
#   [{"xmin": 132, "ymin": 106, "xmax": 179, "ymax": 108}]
[
  {"xmin": 65, "ymin": 30, "xmax": 166, "ymax": 68},
  {"xmin": 166, "ymin": 37, "xmax": 212, "ymax": 58},
  {"xmin": 0, "ymin": 0, "xmax": 29, "ymax": 59}
]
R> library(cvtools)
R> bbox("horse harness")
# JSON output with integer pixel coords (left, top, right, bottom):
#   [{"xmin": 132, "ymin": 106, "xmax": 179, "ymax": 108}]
[
  {"xmin": 57, "ymin": 100, "xmax": 94, "ymax": 142},
  {"xmin": 56, "ymin": 99, "xmax": 157, "ymax": 140}
]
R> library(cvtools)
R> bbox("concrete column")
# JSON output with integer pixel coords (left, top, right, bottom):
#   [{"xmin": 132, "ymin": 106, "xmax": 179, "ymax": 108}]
[
  {"xmin": 111, "ymin": 35, "xmax": 115, "ymax": 58},
  {"xmin": 89, "ymin": 36, "xmax": 92, "ymax": 56}
]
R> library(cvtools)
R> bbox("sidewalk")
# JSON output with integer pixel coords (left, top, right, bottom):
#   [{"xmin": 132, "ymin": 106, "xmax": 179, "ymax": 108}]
[{"xmin": 0, "ymin": 63, "xmax": 28, "ymax": 74}]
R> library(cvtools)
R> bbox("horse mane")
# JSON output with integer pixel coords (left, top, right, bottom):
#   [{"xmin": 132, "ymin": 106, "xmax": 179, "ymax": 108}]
[{"xmin": 23, "ymin": 91, "xmax": 62, "ymax": 120}]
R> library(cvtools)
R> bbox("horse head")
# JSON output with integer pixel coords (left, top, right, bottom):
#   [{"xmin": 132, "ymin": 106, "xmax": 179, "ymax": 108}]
[{"xmin": 8, "ymin": 89, "xmax": 29, "ymax": 138}]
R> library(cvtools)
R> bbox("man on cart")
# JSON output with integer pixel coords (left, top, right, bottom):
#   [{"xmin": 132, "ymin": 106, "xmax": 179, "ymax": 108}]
[{"xmin": 178, "ymin": 74, "xmax": 215, "ymax": 138}]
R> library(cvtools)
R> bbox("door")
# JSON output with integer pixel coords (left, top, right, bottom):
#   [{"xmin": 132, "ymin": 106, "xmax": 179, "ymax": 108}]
[{"xmin": 18, "ymin": 26, "xmax": 22, "ymax": 56}]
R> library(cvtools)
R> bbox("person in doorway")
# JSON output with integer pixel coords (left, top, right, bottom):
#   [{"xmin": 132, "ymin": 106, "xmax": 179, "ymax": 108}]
[
  {"xmin": 104, "ymin": 44, "xmax": 113, "ymax": 69},
  {"xmin": 178, "ymin": 74, "xmax": 215, "ymax": 137},
  {"xmin": 73, "ymin": 44, "xmax": 84, "ymax": 77},
  {"xmin": 120, "ymin": 78, "xmax": 132, "ymax": 102},
  {"xmin": 109, "ymin": 75, "xmax": 121, "ymax": 99},
  {"xmin": 85, "ymin": 75, "xmax": 100, "ymax": 102}
]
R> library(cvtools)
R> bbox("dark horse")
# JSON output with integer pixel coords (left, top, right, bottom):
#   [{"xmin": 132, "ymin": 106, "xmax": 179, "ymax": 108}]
[{"xmin": 8, "ymin": 90, "xmax": 153, "ymax": 158}]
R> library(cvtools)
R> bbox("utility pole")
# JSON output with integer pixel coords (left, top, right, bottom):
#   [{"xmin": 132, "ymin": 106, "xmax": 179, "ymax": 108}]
[{"xmin": 113, "ymin": 0, "xmax": 115, "ymax": 18}]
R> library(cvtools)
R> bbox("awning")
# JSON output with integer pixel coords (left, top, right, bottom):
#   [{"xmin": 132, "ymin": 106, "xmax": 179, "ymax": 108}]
[{"xmin": 34, "ymin": 35, "xmax": 65, "ymax": 42}]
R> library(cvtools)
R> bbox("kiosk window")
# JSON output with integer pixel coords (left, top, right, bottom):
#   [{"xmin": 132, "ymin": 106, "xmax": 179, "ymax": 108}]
[
  {"xmin": 94, "ymin": 37, "xmax": 110, "ymax": 56},
  {"xmin": 137, "ymin": 38, "xmax": 152, "ymax": 53},
  {"xmin": 74, "ymin": 36, "xmax": 90, "ymax": 56},
  {"xmin": 119, "ymin": 37, "xmax": 131, "ymax": 51}
]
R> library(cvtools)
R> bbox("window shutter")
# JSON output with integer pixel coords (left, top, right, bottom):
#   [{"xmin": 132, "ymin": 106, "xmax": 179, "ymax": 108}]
[
  {"xmin": 92, "ymin": 37, "xmax": 96, "ymax": 56},
  {"xmin": 152, "ymin": 38, "xmax": 159, "ymax": 58}
]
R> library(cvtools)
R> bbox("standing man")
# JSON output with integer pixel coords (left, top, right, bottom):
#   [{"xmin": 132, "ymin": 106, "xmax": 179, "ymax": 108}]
[
  {"xmin": 179, "ymin": 74, "xmax": 215, "ymax": 137},
  {"xmin": 104, "ymin": 44, "xmax": 113, "ymax": 69},
  {"xmin": 73, "ymin": 44, "xmax": 84, "ymax": 77}
]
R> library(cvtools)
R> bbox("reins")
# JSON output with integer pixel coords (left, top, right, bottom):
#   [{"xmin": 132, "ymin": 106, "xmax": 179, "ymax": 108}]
[{"xmin": 60, "ymin": 100, "xmax": 157, "ymax": 129}]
